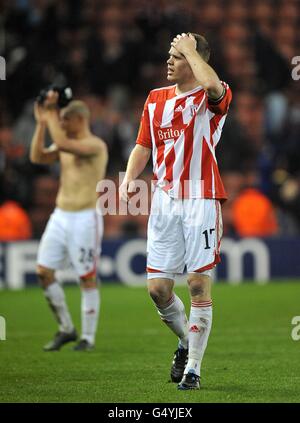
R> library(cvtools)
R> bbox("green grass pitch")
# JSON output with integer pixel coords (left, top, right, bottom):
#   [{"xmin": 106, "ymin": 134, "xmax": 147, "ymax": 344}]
[{"xmin": 0, "ymin": 281, "xmax": 300, "ymax": 403}]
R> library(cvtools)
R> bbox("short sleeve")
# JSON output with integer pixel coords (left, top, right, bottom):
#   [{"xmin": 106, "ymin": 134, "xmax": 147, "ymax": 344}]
[
  {"xmin": 207, "ymin": 82, "xmax": 232, "ymax": 115},
  {"xmin": 136, "ymin": 94, "xmax": 152, "ymax": 149}
]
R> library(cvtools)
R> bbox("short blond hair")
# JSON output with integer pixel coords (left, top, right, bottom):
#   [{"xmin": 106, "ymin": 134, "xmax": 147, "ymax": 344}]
[{"xmin": 62, "ymin": 100, "xmax": 90, "ymax": 120}]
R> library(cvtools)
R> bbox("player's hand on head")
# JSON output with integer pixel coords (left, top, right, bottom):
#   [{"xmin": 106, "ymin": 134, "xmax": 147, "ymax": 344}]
[{"xmin": 171, "ymin": 32, "xmax": 196, "ymax": 55}]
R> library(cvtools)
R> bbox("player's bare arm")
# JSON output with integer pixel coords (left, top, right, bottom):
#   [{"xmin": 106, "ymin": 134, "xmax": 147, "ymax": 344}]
[
  {"xmin": 42, "ymin": 90, "xmax": 105, "ymax": 157},
  {"xmin": 30, "ymin": 102, "xmax": 59, "ymax": 165},
  {"xmin": 171, "ymin": 33, "xmax": 224, "ymax": 100},
  {"xmin": 119, "ymin": 144, "xmax": 151, "ymax": 202},
  {"xmin": 46, "ymin": 110, "xmax": 105, "ymax": 157},
  {"xmin": 47, "ymin": 113, "xmax": 105, "ymax": 156}
]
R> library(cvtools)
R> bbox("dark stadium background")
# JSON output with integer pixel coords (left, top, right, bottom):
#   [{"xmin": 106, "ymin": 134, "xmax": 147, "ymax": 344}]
[
  {"xmin": 1, "ymin": 0, "xmax": 300, "ymax": 406},
  {"xmin": 1, "ymin": 0, "xmax": 300, "ymax": 240}
]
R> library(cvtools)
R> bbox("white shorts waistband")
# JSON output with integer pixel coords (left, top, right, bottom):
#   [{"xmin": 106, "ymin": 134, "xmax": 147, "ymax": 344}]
[{"xmin": 54, "ymin": 207, "xmax": 99, "ymax": 217}]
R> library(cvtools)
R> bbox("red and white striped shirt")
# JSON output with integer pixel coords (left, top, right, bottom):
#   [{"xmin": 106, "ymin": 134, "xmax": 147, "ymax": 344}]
[{"xmin": 136, "ymin": 82, "xmax": 232, "ymax": 200}]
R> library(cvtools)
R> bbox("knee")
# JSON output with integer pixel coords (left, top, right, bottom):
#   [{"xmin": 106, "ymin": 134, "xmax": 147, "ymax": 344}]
[
  {"xmin": 36, "ymin": 265, "xmax": 55, "ymax": 288},
  {"xmin": 149, "ymin": 287, "xmax": 166, "ymax": 305},
  {"xmin": 187, "ymin": 274, "xmax": 210, "ymax": 299},
  {"xmin": 148, "ymin": 279, "xmax": 173, "ymax": 307}
]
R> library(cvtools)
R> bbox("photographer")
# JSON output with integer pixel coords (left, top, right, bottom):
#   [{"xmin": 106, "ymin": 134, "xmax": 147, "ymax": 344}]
[{"xmin": 30, "ymin": 88, "xmax": 108, "ymax": 352}]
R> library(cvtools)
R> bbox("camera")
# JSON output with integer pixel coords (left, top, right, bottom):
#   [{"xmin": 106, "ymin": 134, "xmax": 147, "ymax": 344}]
[{"xmin": 36, "ymin": 85, "xmax": 73, "ymax": 108}]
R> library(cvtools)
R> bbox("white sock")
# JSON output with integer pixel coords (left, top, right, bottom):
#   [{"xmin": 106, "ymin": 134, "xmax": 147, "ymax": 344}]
[
  {"xmin": 81, "ymin": 288, "xmax": 100, "ymax": 345},
  {"xmin": 44, "ymin": 282, "xmax": 74, "ymax": 333},
  {"xmin": 185, "ymin": 300, "xmax": 213, "ymax": 377},
  {"xmin": 156, "ymin": 294, "xmax": 189, "ymax": 349}
]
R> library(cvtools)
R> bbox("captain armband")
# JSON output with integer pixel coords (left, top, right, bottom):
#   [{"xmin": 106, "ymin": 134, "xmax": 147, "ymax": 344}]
[{"xmin": 207, "ymin": 86, "xmax": 226, "ymax": 105}]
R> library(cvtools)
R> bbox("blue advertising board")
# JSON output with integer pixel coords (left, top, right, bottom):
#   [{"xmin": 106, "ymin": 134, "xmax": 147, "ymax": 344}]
[{"xmin": 0, "ymin": 237, "xmax": 300, "ymax": 289}]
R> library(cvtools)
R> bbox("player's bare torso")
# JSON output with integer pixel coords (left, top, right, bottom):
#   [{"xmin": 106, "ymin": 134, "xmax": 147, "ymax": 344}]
[{"xmin": 56, "ymin": 138, "xmax": 106, "ymax": 211}]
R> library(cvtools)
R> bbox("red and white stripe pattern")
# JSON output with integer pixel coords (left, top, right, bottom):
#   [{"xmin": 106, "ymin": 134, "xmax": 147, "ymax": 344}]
[
  {"xmin": 164, "ymin": 294, "xmax": 175, "ymax": 308},
  {"xmin": 137, "ymin": 82, "xmax": 232, "ymax": 200},
  {"xmin": 191, "ymin": 300, "xmax": 213, "ymax": 308}
]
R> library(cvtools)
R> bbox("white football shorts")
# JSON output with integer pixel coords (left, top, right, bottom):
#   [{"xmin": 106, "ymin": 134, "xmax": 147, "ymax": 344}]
[
  {"xmin": 37, "ymin": 208, "xmax": 103, "ymax": 279},
  {"xmin": 147, "ymin": 187, "xmax": 222, "ymax": 280}
]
